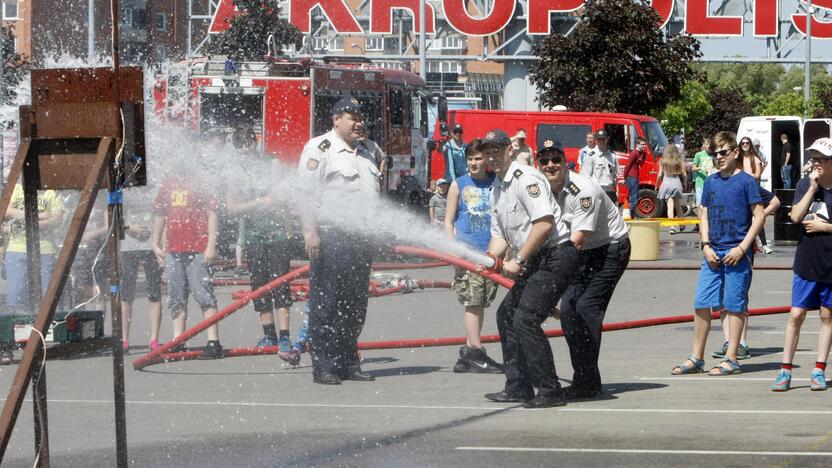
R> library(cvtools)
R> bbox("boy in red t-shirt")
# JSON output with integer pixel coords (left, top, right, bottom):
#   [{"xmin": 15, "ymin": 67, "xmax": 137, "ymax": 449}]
[{"xmin": 152, "ymin": 175, "xmax": 224, "ymax": 359}]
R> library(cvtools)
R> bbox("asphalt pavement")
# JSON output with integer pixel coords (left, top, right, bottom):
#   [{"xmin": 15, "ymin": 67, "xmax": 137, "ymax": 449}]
[{"xmin": 1, "ymin": 223, "xmax": 831, "ymax": 467}]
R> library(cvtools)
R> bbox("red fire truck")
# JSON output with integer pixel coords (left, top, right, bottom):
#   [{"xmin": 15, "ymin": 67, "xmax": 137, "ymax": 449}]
[
  {"xmin": 432, "ymin": 109, "xmax": 669, "ymax": 218},
  {"xmin": 152, "ymin": 57, "xmax": 433, "ymax": 205}
]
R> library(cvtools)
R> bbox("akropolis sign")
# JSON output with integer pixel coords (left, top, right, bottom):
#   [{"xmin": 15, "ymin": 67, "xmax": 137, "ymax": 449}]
[{"xmin": 209, "ymin": 0, "xmax": 832, "ymax": 38}]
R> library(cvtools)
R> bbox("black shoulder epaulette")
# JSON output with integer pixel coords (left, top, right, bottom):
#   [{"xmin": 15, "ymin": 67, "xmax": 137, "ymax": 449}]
[
  {"xmin": 512, "ymin": 169, "xmax": 523, "ymax": 179},
  {"xmin": 567, "ymin": 182, "xmax": 581, "ymax": 196},
  {"xmin": 317, "ymin": 139, "xmax": 331, "ymax": 152}
]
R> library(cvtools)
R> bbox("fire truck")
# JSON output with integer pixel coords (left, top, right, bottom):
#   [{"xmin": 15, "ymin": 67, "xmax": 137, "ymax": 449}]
[{"xmin": 152, "ymin": 57, "xmax": 434, "ymax": 206}]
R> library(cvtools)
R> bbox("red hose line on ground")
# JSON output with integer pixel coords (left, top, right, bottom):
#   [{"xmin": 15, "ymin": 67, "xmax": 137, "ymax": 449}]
[
  {"xmin": 132, "ymin": 265, "xmax": 310, "ymax": 370},
  {"xmin": 135, "ymin": 306, "xmax": 791, "ymax": 365}
]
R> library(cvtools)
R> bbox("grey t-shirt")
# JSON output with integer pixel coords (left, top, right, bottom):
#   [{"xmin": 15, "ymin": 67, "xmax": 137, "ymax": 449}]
[{"xmin": 429, "ymin": 194, "xmax": 447, "ymax": 224}]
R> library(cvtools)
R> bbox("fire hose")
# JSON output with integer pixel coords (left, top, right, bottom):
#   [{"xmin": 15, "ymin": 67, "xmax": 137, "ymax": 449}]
[{"xmin": 133, "ymin": 245, "xmax": 789, "ymax": 371}]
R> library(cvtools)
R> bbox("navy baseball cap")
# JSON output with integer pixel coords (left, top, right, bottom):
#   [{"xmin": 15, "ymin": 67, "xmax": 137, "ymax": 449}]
[
  {"xmin": 594, "ymin": 129, "xmax": 609, "ymax": 140},
  {"xmin": 332, "ymin": 97, "xmax": 363, "ymax": 116},
  {"xmin": 481, "ymin": 129, "xmax": 511, "ymax": 148},
  {"xmin": 452, "ymin": 124, "xmax": 463, "ymax": 134},
  {"xmin": 537, "ymin": 139, "xmax": 564, "ymax": 158}
]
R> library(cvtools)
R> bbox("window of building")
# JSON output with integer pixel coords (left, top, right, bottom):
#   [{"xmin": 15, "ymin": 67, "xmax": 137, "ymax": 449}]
[
  {"xmin": 155, "ymin": 13, "xmax": 168, "ymax": 32},
  {"xmin": 366, "ymin": 36, "xmax": 384, "ymax": 52},
  {"xmin": 329, "ymin": 36, "xmax": 344, "ymax": 51},
  {"xmin": 429, "ymin": 35, "xmax": 464, "ymax": 50},
  {"xmin": 426, "ymin": 61, "xmax": 461, "ymax": 74},
  {"xmin": 2, "ymin": 1, "xmax": 19, "ymax": 20}
]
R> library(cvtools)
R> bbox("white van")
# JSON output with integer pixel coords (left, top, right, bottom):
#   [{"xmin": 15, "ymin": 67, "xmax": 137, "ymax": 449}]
[{"xmin": 737, "ymin": 116, "xmax": 832, "ymax": 191}]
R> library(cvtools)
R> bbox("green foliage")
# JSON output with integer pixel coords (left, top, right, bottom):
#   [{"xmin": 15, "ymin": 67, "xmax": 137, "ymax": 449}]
[
  {"xmin": 694, "ymin": 63, "xmax": 784, "ymax": 98},
  {"xmin": 205, "ymin": 0, "xmax": 302, "ymax": 61},
  {"xmin": 814, "ymin": 80, "xmax": 832, "ymax": 118},
  {"xmin": 756, "ymin": 92, "xmax": 810, "ymax": 117},
  {"xmin": 659, "ymin": 80, "xmax": 712, "ymax": 136},
  {"xmin": 530, "ymin": 0, "xmax": 701, "ymax": 115},
  {"xmin": 687, "ymin": 87, "xmax": 754, "ymax": 151}
]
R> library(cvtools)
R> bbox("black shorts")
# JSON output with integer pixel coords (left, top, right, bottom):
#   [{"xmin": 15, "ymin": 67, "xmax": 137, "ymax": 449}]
[
  {"xmin": 247, "ymin": 241, "xmax": 293, "ymax": 312},
  {"xmin": 119, "ymin": 250, "xmax": 163, "ymax": 303}
]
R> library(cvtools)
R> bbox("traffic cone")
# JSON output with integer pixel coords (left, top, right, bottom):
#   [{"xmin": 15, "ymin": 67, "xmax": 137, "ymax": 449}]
[{"xmin": 623, "ymin": 198, "xmax": 632, "ymax": 220}]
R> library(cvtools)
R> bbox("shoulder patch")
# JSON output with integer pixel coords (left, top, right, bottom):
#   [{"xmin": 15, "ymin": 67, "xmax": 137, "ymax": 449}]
[
  {"xmin": 317, "ymin": 139, "xmax": 331, "ymax": 152},
  {"xmin": 526, "ymin": 183, "xmax": 541, "ymax": 198},
  {"xmin": 306, "ymin": 159, "xmax": 320, "ymax": 171},
  {"xmin": 580, "ymin": 196, "xmax": 593, "ymax": 211},
  {"xmin": 513, "ymin": 169, "xmax": 523, "ymax": 179},
  {"xmin": 567, "ymin": 182, "xmax": 581, "ymax": 196}
]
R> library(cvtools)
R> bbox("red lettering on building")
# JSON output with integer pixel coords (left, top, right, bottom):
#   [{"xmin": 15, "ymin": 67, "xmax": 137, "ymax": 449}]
[
  {"xmin": 528, "ymin": 0, "xmax": 584, "ymax": 35},
  {"xmin": 208, "ymin": 0, "xmax": 237, "ymax": 34},
  {"xmin": 685, "ymin": 0, "xmax": 743, "ymax": 36},
  {"xmin": 371, "ymin": 0, "xmax": 436, "ymax": 34},
  {"xmin": 651, "ymin": 0, "xmax": 675, "ymax": 29},
  {"xmin": 441, "ymin": 0, "xmax": 516, "ymax": 37},
  {"xmin": 792, "ymin": 0, "xmax": 832, "ymax": 39},
  {"xmin": 289, "ymin": 0, "xmax": 363, "ymax": 33},
  {"xmin": 754, "ymin": 0, "xmax": 778, "ymax": 36}
]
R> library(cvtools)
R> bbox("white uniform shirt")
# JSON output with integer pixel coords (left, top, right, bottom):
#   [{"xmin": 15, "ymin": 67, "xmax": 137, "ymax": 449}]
[
  {"xmin": 580, "ymin": 148, "xmax": 618, "ymax": 192},
  {"xmin": 298, "ymin": 130, "xmax": 381, "ymax": 194},
  {"xmin": 557, "ymin": 172, "xmax": 629, "ymax": 251},
  {"xmin": 490, "ymin": 161, "xmax": 570, "ymax": 252},
  {"xmin": 578, "ymin": 145, "xmax": 597, "ymax": 168}
]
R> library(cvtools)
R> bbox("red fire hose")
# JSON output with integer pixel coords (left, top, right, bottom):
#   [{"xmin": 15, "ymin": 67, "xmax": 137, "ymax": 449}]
[{"xmin": 133, "ymin": 244, "xmax": 789, "ymax": 371}]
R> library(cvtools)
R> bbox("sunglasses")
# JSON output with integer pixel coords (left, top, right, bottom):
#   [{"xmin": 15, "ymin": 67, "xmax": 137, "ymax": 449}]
[
  {"xmin": 811, "ymin": 157, "xmax": 832, "ymax": 164},
  {"xmin": 715, "ymin": 147, "xmax": 736, "ymax": 157},
  {"xmin": 740, "ymin": 141, "xmax": 751, "ymax": 146},
  {"xmin": 537, "ymin": 157, "xmax": 561, "ymax": 166}
]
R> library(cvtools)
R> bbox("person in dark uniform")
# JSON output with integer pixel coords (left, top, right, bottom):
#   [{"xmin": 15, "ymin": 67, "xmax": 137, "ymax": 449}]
[
  {"xmin": 539, "ymin": 141, "xmax": 631, "ymax": 400},
  {"xmin": 481, "ymin": 129, "xmax": 578, "ymax": 408},
  {"xmin": 298, "ymin": 97, "xmax": 380, "ymax": 385}
]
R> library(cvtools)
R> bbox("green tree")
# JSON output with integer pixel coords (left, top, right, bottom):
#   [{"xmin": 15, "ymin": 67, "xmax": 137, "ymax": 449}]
[
  {"xmin": 695, "ymin": 62, "xmax": 784, "ymax": 98},
  {"xmin": 531, "ymin": 0, "xmax": 701, "ymax": 115},
  {"xmin": 756, "ymin": 92, "xmax": 812, "ymax": 117},
  {"xmin": 687, "ymin": 87, "xmax": 754, "ymax": 151},
  {"xmin": 205, "ymin": 0, "xmax": 303, "ymax": 61},
  {"xmin": 659, "ymin": 80, "xmax": 712, "ymax": 137},
  {"xmin": 814, "ymin": 80, "xmax": 832, "ymax": 117}
]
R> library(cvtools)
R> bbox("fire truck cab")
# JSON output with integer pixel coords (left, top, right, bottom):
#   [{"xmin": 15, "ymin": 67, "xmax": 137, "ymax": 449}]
[{"xmin": 154, "ymin": 57, "xmax": 433, "ymax": 206}]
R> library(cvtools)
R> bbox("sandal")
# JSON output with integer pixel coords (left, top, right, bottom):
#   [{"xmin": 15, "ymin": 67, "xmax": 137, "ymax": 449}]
[
  {"xmin": 671, "ymin": 355, "xmax": 705, "ymax": 375},
  {"xmin": 709, "ymin": 359, "xmax": 741, "ymax": 376}
]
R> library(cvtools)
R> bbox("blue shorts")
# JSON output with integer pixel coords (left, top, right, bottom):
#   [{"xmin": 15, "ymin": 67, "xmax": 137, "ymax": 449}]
[
  {"xmin": 693, "ymin": 249, "xmax": 753, "ymax": 313},
  {"xmin": 792, "ymin": 274, "xmax": 832, "ymax": 310}
]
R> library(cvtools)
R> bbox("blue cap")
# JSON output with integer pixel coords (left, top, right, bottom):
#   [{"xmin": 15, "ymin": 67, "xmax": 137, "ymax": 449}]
[
  {"xmin": 481, "ymin": 129, "xmax": 511, "ymax": 148},
  {"xmin": 332, "ymin": 97, "xmax": 363, "ymax": 116}
]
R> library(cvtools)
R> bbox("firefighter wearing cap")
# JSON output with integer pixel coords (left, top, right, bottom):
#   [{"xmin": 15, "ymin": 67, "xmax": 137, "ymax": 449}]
[
  {"xmin": 443, "ymin": 124, "xmax": 468, "ymax": 181},
  {"xmin": 298, "ymin": 96, "xmax": 379, "ymax": 385},
  {"xmin": 580, "ymin": 129, "xmax": 619, "ymax": 203},
  {"xmin": 481, "ymin": 129, "xmax": 578, "ymax": 409},
  {"xmin": 538, "ymin": 140, "xmax": 631, "ymax": 400}
]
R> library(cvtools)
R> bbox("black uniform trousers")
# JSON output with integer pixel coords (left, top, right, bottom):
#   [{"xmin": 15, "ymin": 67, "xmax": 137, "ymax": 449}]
[
  {"xmin": 560, "ymin": 238, "xmax": 631, "ymax": 393},
  {"xmin": 497, "ymin": 242, "xmax": 579, "ymax": 397},
  {"xmin": 308, "ymin": 231, "xmax": 373, "ymax": 376}
]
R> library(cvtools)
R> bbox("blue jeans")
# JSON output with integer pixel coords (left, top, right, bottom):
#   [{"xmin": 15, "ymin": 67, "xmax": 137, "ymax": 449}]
[
  {"xmin": 3, "ymin": 252, "xmax": 56, "ymax": 308},
  {"xmin": 780, "ymin": 164, "xmax": 792, "ymax": 189},
  {"xmin": 625, "ymin": 176, "xmax": 639, "ymax": 212}
]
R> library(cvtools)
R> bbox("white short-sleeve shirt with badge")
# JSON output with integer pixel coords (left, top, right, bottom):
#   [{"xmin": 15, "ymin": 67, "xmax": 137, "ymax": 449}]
[
  {"xmin": 558, "ymin": 172, "xmax": 628, "ymax": 250},
  {"xmin": 298, "ymin": 129, "xmax": 381, "ymax": 195},
  {"xmin": 490, "ymin": 161, "xmax": 570, "ymax": 251}
]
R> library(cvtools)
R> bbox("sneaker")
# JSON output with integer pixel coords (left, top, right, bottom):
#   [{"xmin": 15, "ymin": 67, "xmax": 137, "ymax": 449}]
[
  {"xmin": 770, "ymin": 370, "xmax": 792, "ymax": 392},
  {"xmin": 453, "ymin": 358, "xmax": 471, "ymax": 373},
  {"xmin": 736, "ymin": 344, "xmax": 751, "ymax": 360},
  {"xmin": 256, "ymin": 335, "xmax": 279, "ymax": 348},
  {"xmin": 198, "ymin": 341, "xmax": 224, "ymax": 360},
  {"xmin": 0, "ymin": 349, "xmax": 13, "ymax": 365},
  {"xmin": 711, "ymin": 341, "xmax": 728, "ymax": 359},
  {"xmin": 149, "ymin": 340, "xmax": 161, "ymax": 352},
  {"xmin": 763, "ymin": 245, "xmax": 773, "ymax": 255},
  {"xmin": 810, "ymin": 369, "xmax": 828, "ymax": 391},
  {"xmin": 463, "ymin": 347, "xmax": 504, "ymax": 374},
  {"xmin": 278, "ymin": 337, "xmax": 292, "ymax": 354},
  {"xmin": 278, "ymin": 348, "xmax": 301, "ymax": 366}
]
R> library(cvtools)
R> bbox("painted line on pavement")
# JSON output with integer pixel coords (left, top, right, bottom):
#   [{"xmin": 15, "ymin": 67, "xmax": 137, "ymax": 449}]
[
  {"xmin": 9, "ymin": 399, "xmax": 832, "ymax": 415},
  {"xmin": 455, "ymin": 447, "xmax": 832, "ymax": 457},
  {"xmin": 640, "ymin": 377, "xmax": 811, "ymax": 382}
]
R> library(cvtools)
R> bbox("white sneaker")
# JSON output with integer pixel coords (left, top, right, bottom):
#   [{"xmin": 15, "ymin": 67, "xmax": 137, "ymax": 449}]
[{"xmin": 763, "ymin": 246, "xmax": 773, "ymax": 254}]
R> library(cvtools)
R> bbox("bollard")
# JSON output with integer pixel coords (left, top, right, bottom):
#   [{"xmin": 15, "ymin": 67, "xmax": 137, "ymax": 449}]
[{"xmin": 626, "ymin": 220, "xmax": 661, "ymax": 261}]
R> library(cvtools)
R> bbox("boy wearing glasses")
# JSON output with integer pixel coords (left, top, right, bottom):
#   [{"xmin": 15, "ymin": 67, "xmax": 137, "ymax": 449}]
[
  {"xmin": 771, "ymin": 138, "xmax": 832, "ymax": 391},
  {"xmin": 672, "ymin": 131, "xmax": 764, "ymax": 376}
]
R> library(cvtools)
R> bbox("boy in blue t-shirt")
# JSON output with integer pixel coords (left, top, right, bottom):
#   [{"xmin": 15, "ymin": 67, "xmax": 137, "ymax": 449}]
[
  {"xmin": 443, "ymin": 139, "xmax": 501, "ymax": 373},
  {"xmin": 771, "ymin": 138, "xmax": 832, "ymax": 392},
  {"xmin": 672, "ymin": 131, "xmax": 764, "ymax": 376}
]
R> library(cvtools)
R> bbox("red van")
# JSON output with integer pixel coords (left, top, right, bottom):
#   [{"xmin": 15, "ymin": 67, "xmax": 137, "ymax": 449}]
[{"xmin": 431, "ymin": 110, "xmax": 669, "ymax": 218}]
